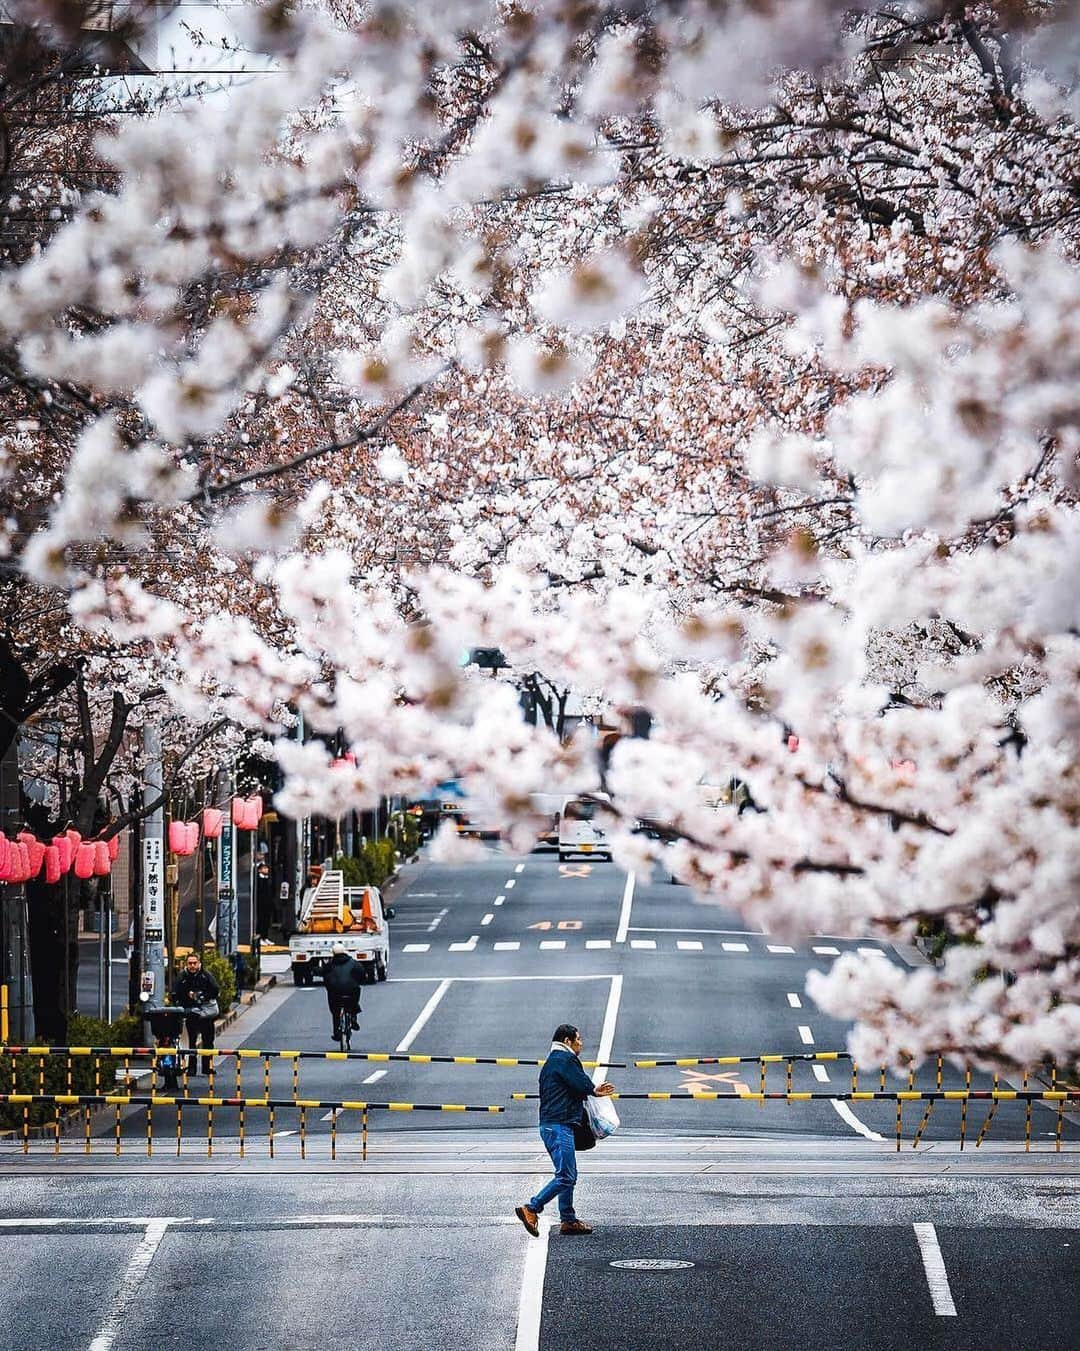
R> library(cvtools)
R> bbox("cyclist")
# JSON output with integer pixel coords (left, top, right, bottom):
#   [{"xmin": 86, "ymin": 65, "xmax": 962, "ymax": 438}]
[{"xmin": 324, "ymin": 942, "xmax": 363, "ymax": 1043}]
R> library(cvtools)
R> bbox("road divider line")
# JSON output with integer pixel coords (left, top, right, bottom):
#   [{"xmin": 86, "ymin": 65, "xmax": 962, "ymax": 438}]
[
  {"xmin": 615, "ymin": 872, "xmax": 635, "ymax": 944},
  {"xmin": 402, "ymin": 944, "xmax": 430, "ymax": 953},
  {"xmin": 396, "ymin": 979, "xmax": 452, "ymax": 1053},
  {"xmin": 830, "ymin": 1099, "xmax": 884, "ymax": 1140},
  {"xmin": 798, "ymin": 1025, "xmax": 814, "ymax": 1045},
  {"xmin": 514, "ymin": 1218, "xmax": 551, "ymax": 1351},
  {"xmin": 677, "ymin": 940, "xmax": 703, "ymax": 951},
  {"xmin": 914, "ymin": 1223, "xmax": 958, "ymax": 1316},
  {"xmin": 787, "ymin": 994, "xmax": 802, "ymax": 1009},
  {"xmin": 593, "ymin": 974, "xmax": 623, "ymax": 1085},
  {"xmin": 539, "ymin": 940, "xmax": 566, "ymax": 951},
  {"xmin": 505, "ymin": 880, "xmax": 516, "ymax": 889},
  {"xmin": 88, "ymin": 1219, "xmax": 171, "ymax": 1351},
  {"xmin": 586, "ymin": 939, "xmax": 612, "ymax": 950},
  {"xmin": 494, "ymin": 941, "xmax": 520, "ymax": 951},
  {"xmin": 494, "ymin": 896, "xmax": 506, "ymax": 905},
  {"xmin": 767, "ymin": 944, "xmax": 795, "ymax": 954},
  {"xmin": 630, "ymin": 939, "xmax": 656, "ymax": 950},
  {"xmin": 722, "ymin": 942, "xmax": 749, "ymax": 953},
  {"xmin": 481, "ymin": 914, "xmax": 494, "ymax": 926},
  {"xmin": 515, "ymin": 864, "xmax": 525, "ymax": 874},
  {"xmin": 813, "ymin": 946, "xmax": 840, "ymax": 956}
]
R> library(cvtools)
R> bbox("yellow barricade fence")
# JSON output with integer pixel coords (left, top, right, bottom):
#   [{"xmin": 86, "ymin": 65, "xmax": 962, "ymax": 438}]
[{"xmin": 0, "ymin": 1092, "xmax": 503, "ymax": 1162}]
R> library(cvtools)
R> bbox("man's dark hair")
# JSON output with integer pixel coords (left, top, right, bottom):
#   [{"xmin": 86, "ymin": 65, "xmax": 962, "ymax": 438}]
[{"xmin": 553, "ymin": 1024, "xmax": 578, "ymax": 1045}]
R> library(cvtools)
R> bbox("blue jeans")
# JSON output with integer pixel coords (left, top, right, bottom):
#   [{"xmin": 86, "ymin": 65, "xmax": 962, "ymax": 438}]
[{"xmin": 529, "ymin": 1123, "xmax": 578, "ymax": 1221}]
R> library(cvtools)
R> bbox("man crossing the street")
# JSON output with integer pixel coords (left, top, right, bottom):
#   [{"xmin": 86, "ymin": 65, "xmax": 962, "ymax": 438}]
[{"xmin": 515, "ymin": 1023, "xmax": 616, "ymax": 1237}]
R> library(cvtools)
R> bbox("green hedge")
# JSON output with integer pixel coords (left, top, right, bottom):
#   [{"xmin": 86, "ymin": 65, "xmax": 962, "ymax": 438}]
[
  {"xmin": 333, "ymin": 838, "xmax": 398, "ymax": 889},
  {"xmin": 0, "ymin": 1011, "xmax": 143, "ymax": 1131}
]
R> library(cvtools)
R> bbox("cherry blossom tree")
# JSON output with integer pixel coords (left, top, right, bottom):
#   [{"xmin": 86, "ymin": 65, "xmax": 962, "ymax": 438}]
[{"xmin": 1, "ymin": 0, "xmax": 1077, "ymax": 1067}]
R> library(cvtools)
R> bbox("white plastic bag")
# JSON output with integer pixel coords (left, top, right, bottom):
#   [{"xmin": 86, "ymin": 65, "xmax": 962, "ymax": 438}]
[{"xmin": 585, "ymin": 1093, "xmax": 620, "ymax": 1141}]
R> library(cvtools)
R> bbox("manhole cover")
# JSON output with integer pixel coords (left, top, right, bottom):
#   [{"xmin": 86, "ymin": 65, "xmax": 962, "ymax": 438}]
[{"xmin": 609, "ymin": 1259, "xmax": 695, "ymax": 1271}]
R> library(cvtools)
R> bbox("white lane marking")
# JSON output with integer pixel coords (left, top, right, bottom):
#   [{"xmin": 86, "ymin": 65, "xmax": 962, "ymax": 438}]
[
  {"xmin": 615, "ymin": 871, "xmax": 635, "ymax": 945},
  {"xmin": 514, "ymin": 1217, "xmax": 551, "ymax": 1351},
  {"xmin": 481, "ymin": 914, "xmax": 494, "ymax": 926},
  {"xmin": 402, "ymin": 944, "xmax": 430, "ymax": 953},
  {"xmin": 390, "ymin": 974, "xmax": 614, "ymax": 983},
  {"xmin": 586, "ymin": 939, "xmax": 612, "ymax": 950},
  {"xmin": 813, "ymin": 945, "xmax": 840, "ymax": 956},
  {"xmin": 767, "ymin": 944, "xmax": 795, "ymax": 954},
  {"xmin": 858, "ymin": 947, "xmax": 888, "ymax": 957},
  {"xmin": 830, "ymin": 1099, "xmax": 884, "ymax": 1140},
  {"xmin": 913, "ymin": 1223, "xmax": 958, "ymax": 1317},
  {"xmin": 494, "ymin": 941, "xmax": 521, "ymax": 951},
  {"xmin": 630, "ymin": 939, "xmax": 656, "ymax": 950},
  {"xmin": 539, "ymin": 940, "xmax": 566, "ymax": 950},
  {"xmin": 426, "ymin": 908, "xmax": 449, "ymax": 932},
  {"xmin": 722, "ymin": 942, "xmax": 749, "ymax": 953},
  {"xmin": 505, "ymin": 879, "xmax": 516, "ymax": 889},
  {"xmin": 396, "ymin": 979, "xmax": 452, "ymax": 1053},
  {"xmin": 592, "ymin": 974, "xmax": 623, "ymax": 1085},
  {"xmin": 677, "ymin": 940, "xmax": 703, "ymax": 951},
  {"xmin": 813, "ymin": 1064, "xmax": 830, "ymax": 1083},
  {"xmin": 628, "ymin": 926, "xmax": 764, "ymax": 936},
  {"xmin": 88, "ymin": 1219, "xmax": 171, "ymax": 1351},
  {"xmin": 449, "ymin": 936, "xmax": 479, "ymax": 952},
  {"xmin": 494, "ymin": 895, "xmax": 506, "ymax": 905},
  {"xmin": 787, "ymin": 993, "xmax": 802, "ymax": 1009},
  {"xmin": 798, "ymin": 1025, "xmax": 814, "ymax": 1045},
  {"xmin": 362, "ymin": 1069, "xmax": 387, "ymax": 1085},
  {"xmin": 515, "ymin": 863, "xmax": 525, "ymax": 874}
]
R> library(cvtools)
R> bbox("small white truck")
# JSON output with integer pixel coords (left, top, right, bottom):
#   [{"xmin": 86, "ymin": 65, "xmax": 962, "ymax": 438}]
[{"xmin": 289, "ymin": 869, "xmax": 392, "ymax": 986}]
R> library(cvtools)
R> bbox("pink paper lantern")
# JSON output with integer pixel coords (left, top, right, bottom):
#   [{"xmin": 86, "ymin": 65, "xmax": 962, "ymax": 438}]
[
  {"xmin": 201, "ymin": 807, "xmax": 224, "ymax": 839},
  {"xmin": 22, "ymin": 837, "xmax": 45, "ymax": 877},
  {"xmin": 52, "ymin": 834, "xmax": 73, "ymax": 872},
  {"xmin": 16, "ymin": 843, "xmax": 31, "ymax": 883},
  {"xmin": 93, "ymin": 841, "xmax": 110, "ymax": 876},
  {"xmin": 66, "ymin": 828, "xmax": 81, "ymax": 850},
  {"xmin": 231, "ymin": 796, "xmax": 247, "ymax": 826},
  {"xmin": 233, "ymin": 795, "xmax": 263, "ymax": 830},
  {"xmin": 74, "ymin": 842, "xmax": 96, "ymax": 879},
  {"xmin": 186, "ymin": 821, "xmax": 199, "ymax": 853},
  {"xmin": 168, "ymin": 819, "xmax": 199, "ymax": 856},
  {"xmin": 787, "ymin": 735, "xmax": 799, "ymax": 753},
  {"xmin": 106, "ymin": 834, "xmax": 120, "ymax": 861},
  {"xmin": 0, "ymin": 837, "xmax": 11, "ymax": 881},
  {"xmin": 44, "ymin": 845, "xmax": 61, "ymax": 885}
]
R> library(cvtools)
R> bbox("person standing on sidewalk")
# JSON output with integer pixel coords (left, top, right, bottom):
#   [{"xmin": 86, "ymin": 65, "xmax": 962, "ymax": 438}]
[
  {"xmin": 515, "ymin": 1023, "xmax": 615, "ymax": 1237},
  {"xmin": 173, "ymin": 952, "xmax": 220, "ymax": 1076}
]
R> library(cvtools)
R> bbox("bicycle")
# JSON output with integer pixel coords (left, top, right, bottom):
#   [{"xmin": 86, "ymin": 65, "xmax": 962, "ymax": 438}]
[{"xmin": 333, "ymin": 998, "xmax": 359, "ymax": 1052}]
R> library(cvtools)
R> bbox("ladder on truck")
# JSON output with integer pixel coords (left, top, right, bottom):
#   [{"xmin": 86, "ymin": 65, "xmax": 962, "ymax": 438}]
[{"xmin": 302, "ymin": 869, "xmax": 379, "ymax": 934}]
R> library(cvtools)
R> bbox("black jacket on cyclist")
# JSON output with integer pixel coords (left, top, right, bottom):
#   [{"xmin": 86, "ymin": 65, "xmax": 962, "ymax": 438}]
[{"xmin": 324, "ymin": 952, "xmax": 364, "ymax": 1001}]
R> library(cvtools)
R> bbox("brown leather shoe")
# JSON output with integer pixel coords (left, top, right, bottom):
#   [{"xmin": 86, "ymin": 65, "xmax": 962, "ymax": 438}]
[
  {"xmin": 559, "ymin": 1219, "xmax": 593, "ymax": 1235},
  {"xmin": 515, "ymin": 1205, "xmax": 540, "ymax": 1237}
]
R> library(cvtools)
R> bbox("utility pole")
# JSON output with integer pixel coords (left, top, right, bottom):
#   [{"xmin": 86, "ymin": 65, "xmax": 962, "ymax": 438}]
[
  {"xmin": 215, "ymin": 768, "xmax": 237, "ymax": 958},
  {"xmin": 140, "ymin": 724, "xmax": 166, "ymax": 1006}
]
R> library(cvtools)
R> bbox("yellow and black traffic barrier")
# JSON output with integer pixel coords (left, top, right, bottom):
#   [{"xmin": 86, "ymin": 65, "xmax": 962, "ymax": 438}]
[{"xmin": 0, "ymin": 1092, "xmax": 503, "ymax": 1163}]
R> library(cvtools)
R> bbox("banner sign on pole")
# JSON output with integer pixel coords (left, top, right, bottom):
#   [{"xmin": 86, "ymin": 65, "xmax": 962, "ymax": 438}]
[{"xmin": 142, "ymin": 836, "xmax": 163, "ymax": 942}]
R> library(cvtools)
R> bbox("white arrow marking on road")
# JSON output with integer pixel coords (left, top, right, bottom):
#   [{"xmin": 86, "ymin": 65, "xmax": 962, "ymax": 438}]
[
  {"xmin": 88, "ymin": 1219, "xmax": 171, "ymax": 1351},
  {"xmin": 914, "ymin": 1223, "xmax": 958, "ymax": 1316}
]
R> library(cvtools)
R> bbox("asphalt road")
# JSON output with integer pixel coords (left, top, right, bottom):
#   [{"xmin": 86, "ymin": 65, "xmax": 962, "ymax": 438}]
[{"xmin": 124, "ymin": 844, "xmax": 1074, "ymax": 1149}]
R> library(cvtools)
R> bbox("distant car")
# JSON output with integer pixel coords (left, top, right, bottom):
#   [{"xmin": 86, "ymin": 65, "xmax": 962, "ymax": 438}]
[
  {"xmin": 559, "ymin": 795, "xmax": 612, "ymax": 862},
  {"xmin": 529, "ymin": 793, "xmax": 564, "ymax": 850}
]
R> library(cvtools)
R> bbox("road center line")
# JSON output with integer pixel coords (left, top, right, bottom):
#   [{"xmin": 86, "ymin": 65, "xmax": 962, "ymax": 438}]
[
  {"xmin": 514, "ymin": 1218, "xmax": 551, "ymax": 1351},
  {"xmin": 494, "ymin": 895, "xmax": 506, "ymax": 905},
  {"xmin": 504, "ymin": 879, "xmax": 516, "ymax": 889},
  {"xmin": 787, "ymin": 993, "xmax": 802, "ymax": 1009},
  {"xmin": 515, "ymin": 863, "xmax": 525, "ymax": 874},
  {"xmin": 615, "ymin": 872, "xmax": 635, "ymax": 944},
  {"xmin": 481, "ymin": 913, "xmax": 494, "ymax": 925},
  {"xmin": 88, "ymin": 1219, "xmax": 171, "ymax": 1351},
  {"xmin": 396, "ymin": 979, "xmax": 452, "ymax": 1052},
  {"xmin": 798, "ymin": 1025, "xmax": 814, "ymax": 1045},
  {"xmin": 426, "ymin": 908, "xmax": 449, "ymax": 932},
  {"xmin": 830, "ymin": 1099, "xmax": 884, "ymax": 1140},
  {"xmin": 592, "ymin": 974, "xmax": 623, "ymax": 1085},
  {"xmin": 913, "ymin": 1223, "xmax": 958, "ymax": 1316}
]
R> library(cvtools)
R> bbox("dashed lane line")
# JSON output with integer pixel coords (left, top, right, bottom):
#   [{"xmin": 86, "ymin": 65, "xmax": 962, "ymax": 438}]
[
  {"xmin": 798, "ymin": 1025, "xmax": 815, "ymax": 1045},
  {"xmin": 449, "ymin": 936, "xmax": 479, "ymax": 952},
  {"xmin": 481, "ymin": 914, "xmax": 494, "ymax": 926},
  {"xmin": 813, "ymin": 1064, "xmax": 830, "ymax": 1083},
  {"xmin": 539, "ymin": 940, "xmax": 566, "ymax": 950},
  {"xmin": 813, "ymin": 945, "xmax": 841, "ymax": 956},
  {"xmin": 402, "ymin": 944, "xmax": 430, "ymax": 953},
  {"xmin": 514, "ymin": 863, "xmax": 525, "ymax": 874},
  {"xmin": 494, "ymin": 941, "xmax": 520, "ymax": 951},
  {"xmin": 722, "ymin": 942, "xmax": 749, "ymax": 953},
  {"xmin": 914, "ymin": 1223, "xmax": 958, "ymax": 1317},
  {"xmin": 767, "ymin": 944, "xmax": 796, "ymax": 954},
  {"xmin": 630, "ymin": 939, "xmax": 657, "ymax": 950},
  {"xmin": 677, "ymin": 940, "xmax": 703, "ymax": 951},
  {"xmin": 787, "ymin": 993, "xmax": 802, "ymax": 1009},
  {"xmin": 494, "ymin": 896, "xmax": 505, "ymax": 906},
  {"xmin": 586, "ymin": 939, "xmax": 612, "ymax": 949},
  {"xmin": 504, "ymin": 879, "xmax": 516, "ymax": 889}
]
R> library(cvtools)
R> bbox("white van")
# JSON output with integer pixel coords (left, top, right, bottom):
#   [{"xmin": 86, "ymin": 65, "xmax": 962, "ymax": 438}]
[{"xmin": 558, "ymin": 795, "xmax": 612, "ymax": 862}]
